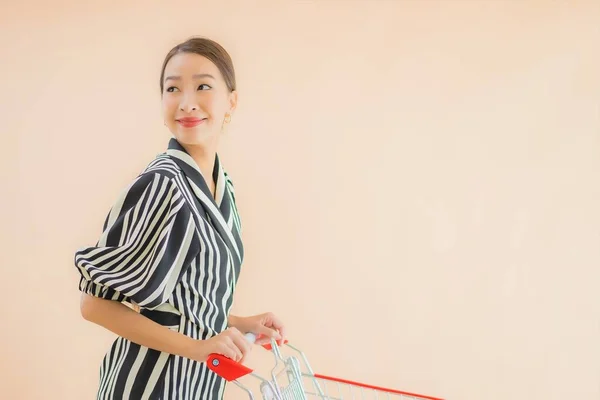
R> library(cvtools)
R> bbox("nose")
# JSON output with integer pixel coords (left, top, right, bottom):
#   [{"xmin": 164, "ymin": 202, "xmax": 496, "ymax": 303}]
[
  {"xmin": 180, "ymin": 103, "xmax": 198, "ymax": 113},
  {"xmin": 179, "ymin": 94, "xmax": 199, "ymax": 113}
]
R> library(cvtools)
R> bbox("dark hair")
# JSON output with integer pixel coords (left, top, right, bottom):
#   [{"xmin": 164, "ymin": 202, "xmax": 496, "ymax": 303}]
[{"xmin": 159, "ymin": 37, "xmax": 236, "ymax": 94}]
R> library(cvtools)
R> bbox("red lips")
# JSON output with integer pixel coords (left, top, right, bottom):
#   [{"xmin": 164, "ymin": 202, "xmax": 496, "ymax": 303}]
[{"xmin": 177, "ymin": 117, "xmax": 206, "ymax": 128}]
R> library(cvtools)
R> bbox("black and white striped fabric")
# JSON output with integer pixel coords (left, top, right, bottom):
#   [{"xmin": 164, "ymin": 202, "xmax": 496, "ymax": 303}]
[{"xmin": 75, "ymin": 138, "xmax": 244, "ymax": 399}]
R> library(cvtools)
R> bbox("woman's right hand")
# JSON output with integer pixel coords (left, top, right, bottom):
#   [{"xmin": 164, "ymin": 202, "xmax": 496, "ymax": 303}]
[{"xmin": 190, "ymin": 327, "xmax": 253, "ymax": 364}]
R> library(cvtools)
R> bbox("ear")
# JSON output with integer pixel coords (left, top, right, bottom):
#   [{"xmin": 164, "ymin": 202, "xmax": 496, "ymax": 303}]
[{"xmin": 228, "ymin": 90, "xmax": 238, "ymax": 115}]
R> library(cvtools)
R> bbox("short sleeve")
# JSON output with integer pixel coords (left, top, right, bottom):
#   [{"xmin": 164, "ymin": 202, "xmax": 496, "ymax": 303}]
[{"xmin": 75, "ymin": 172, "xmax": 199, "ymax": 310}]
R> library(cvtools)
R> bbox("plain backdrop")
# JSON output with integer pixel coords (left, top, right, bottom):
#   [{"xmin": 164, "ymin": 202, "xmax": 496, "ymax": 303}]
[{"xmin": 1, "ymin": 1, "xmax": 599, "ymax": 399}]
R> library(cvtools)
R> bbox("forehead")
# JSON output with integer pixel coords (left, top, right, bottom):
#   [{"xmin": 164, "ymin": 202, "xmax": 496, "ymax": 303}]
[{"xmin": 163, "ymin": 52, "xmax": 221, "ymax": 79}]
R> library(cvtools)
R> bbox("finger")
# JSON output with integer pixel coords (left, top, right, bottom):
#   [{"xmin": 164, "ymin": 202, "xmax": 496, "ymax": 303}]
[
  {"xmin": 278, "ymin": 325, "xmax": 287, "ymax": 346},
  {"xmin": 221, "ymin": 334, "xmax": 243, "ymax": 362},
  {"xmin": 226, "ymin": 328, "xmax": 248, "ymax": 351},
  {"xmin": 227, "ymin": 341, "xmax": 243, "ymax": 362},
  {"xmin": 255, "ymin": 324, "xmax": 282, "ymax": 341},
  {"xmin": 227, "ymin": 327, "xmax": 240, "ymax": 335},
  {"xmin": 218, "ymin": 342, "xmax": 239, "ymax": 361},
  {"xmin": 266, "ymin": 314, "xmax": 286, "ymax": 345},
  {"xmin": 254, "ymin": 336, "xmax": 272, "ymax": 346},
  {"xmin": 264, "ymin": 313, "xmax": 284, "ymax": 330},
  {"xmin": 231, "ymin": 331, "xmax": 252, "ymax": 358}
]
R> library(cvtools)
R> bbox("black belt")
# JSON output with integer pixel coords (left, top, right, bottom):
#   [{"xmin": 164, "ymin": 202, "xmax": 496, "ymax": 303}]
[{"xmin": 140, "ymin": 308, "xmax": 181, "ymax": 327}]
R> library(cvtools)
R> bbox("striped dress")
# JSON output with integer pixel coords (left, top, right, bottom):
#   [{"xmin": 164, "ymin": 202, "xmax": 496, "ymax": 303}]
[{"xmin": 75, "ymin": 138, "xmax": 244, "ymax": 399}]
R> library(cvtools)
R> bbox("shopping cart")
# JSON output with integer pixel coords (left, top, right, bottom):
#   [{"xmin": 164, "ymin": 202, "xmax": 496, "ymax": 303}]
[{"xmin": 207, "ymin": 333, "xmax": 444, "ymax": 400}]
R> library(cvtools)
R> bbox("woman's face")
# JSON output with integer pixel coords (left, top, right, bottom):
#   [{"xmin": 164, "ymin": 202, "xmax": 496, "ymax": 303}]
[{"xmin": 161, "ymin": 52, "xmax": 237, "ymax": 146}]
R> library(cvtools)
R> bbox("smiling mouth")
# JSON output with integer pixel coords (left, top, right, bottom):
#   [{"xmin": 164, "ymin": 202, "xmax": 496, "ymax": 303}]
[{"xmin": 177, "ymin": 118, "xmax": 207, "ymax": 127}]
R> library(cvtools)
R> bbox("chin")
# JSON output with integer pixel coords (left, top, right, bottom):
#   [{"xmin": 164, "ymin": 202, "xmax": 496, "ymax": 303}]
[{"xmin": 173, "ymin": 129, "xmax": 215, "ymax": 146}]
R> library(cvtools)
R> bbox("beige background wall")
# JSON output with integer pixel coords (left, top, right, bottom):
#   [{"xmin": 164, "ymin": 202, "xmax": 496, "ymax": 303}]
[{"xmin": 2, "ymin": 1, "xmax": 599, "ymax": 399}]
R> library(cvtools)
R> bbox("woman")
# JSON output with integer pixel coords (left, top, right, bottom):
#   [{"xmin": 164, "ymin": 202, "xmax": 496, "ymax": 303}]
[{"xmin": 75, "ymin": 37, "xmax": 286, "ymax": 400}]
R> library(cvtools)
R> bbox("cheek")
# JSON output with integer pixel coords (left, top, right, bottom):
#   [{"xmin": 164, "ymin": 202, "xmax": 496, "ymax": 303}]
[
  {"xmin": 162, "ymin": 97, "xmax": 178, "ymax": 119},
  {"xmin": 201, "ymin": 92, "xmax": 226, "ymax": 114}
]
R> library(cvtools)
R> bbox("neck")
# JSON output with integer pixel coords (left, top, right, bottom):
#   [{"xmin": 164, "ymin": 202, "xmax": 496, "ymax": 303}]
[{"xmin": 180, "ymin": 140, "xmax": 218, "ymax": 185}]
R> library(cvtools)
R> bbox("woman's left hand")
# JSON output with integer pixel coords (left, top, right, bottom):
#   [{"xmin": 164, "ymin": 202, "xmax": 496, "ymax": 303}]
[{"xmin": 229, "ymin": 312, "xmax": 286, "ymax": 346}]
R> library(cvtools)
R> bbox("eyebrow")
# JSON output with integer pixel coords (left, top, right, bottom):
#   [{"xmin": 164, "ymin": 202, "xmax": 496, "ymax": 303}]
[{"xmin": 164, "ymin": 73, "xmax": 215, "ymax": 82}]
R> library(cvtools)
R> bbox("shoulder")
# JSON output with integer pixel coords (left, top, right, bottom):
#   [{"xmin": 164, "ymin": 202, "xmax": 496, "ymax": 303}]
[
  {"xmin": 112, "ymin": 172, "xmax": 177, "ymax": 217},
  {"xmin": 143, "ymin": 153, "xmax": 182, "ymax": 180},
  {"xmin": 117, "ymin": 154, "xmax": 185, "ymax": 213},
  {"xmin": 123, "ymin": 153, "xmax": 184, "ymax": 199}
]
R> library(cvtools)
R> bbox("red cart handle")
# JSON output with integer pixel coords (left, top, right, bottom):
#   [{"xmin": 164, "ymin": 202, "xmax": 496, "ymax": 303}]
[
  {"xmin": 206, "ymin": 333, "xmax": 288, "ymax": 381},
  {"xmin": 206, "ymin": 353, "xmax": 254, "ymax": 381}
]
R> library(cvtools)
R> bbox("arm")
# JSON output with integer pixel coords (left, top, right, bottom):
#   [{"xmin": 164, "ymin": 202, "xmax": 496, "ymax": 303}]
[
  {"xmin": 81, "ymin": 294, "xmax": 252, "ymax": 363},
  {"xmin": 80, "ymin": 293, "xmax": 201, "ymax": 361},
  {"xmin": 228, "ymin": 314, "xmax": 240, "ymax": 329}
]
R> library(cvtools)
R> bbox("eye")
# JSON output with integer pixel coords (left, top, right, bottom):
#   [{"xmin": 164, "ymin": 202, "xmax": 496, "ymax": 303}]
[
  {"xmin": 165, "ymin": 86, "xmax": 179, "ymax": 93},
  {"xmin": 198, "ymin": 84, "xmax": 212, "ymax": 90}
]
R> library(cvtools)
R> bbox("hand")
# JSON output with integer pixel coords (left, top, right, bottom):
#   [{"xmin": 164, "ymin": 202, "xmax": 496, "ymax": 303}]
[
  {"xmin": 229, "ymin": 312, "xmax": 286, "ymax": 346},
  {"xmin": 189, "ymin": 327, "xmax": 252, "ymax": 364}
]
